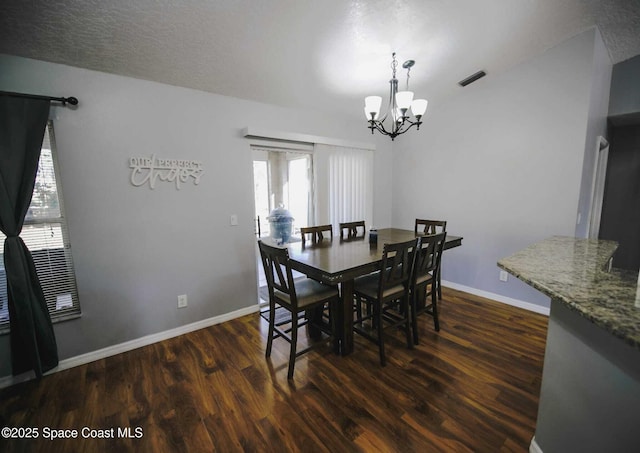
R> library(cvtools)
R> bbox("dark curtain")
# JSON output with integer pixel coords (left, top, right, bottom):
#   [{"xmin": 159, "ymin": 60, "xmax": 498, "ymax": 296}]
[{"xmin": 0, "ymin": 96, "xmax": 58, "ymax": 377}]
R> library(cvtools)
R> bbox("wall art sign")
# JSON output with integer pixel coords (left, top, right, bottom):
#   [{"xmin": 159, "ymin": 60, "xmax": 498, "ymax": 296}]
[{"xmin": 129, "ymin": 154, "xmax": 204, "ymax": 189}]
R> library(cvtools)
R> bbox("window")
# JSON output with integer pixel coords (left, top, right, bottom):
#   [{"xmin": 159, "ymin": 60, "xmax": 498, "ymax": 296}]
[
  {"xmin": 252, "ymin": 148, "xmax": 313, "ymax": 238},
  {"xmin": 0, "ymin": 121, "xmax": 81, "ymax": 333}
]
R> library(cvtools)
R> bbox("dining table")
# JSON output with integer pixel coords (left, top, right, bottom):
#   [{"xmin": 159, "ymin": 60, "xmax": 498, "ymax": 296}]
[{"xmin": 285, "ymin": 227, "xmax": 463, "ymax": 355}]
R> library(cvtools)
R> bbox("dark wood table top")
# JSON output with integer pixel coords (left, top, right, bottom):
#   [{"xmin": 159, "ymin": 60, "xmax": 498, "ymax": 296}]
[{"xmin": 286, "ymin": 228, "xmax": 463, "ymax": 283}]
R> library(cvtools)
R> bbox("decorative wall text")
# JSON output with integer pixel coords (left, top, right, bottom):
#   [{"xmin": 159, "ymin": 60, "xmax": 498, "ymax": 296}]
[{"xmin": 129, "ymin": 155, "xmax": 204, "ymax": 189}]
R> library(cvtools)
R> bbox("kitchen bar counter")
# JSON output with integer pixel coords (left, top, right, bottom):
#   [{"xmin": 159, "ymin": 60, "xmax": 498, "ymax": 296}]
[
  {"xmin": 498, "ymin": 236, "xmax": 640, "ymax": 453},
  {"xmin": 498, "ymin": 235, "xmax": 640, "ymax": 350}
]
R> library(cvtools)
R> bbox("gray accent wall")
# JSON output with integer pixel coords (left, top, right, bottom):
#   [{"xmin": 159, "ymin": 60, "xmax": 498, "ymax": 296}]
[
  {"xmin": 609, "ymin": 53, "xmax": 640, "ymax": 118},
  {"xmin": 535, "ymin": 300, "xmax": 640, "ymax": 452},
  {"xmin": 0, "ymin": 55, "xmax": 392, "ymax": 378},
  {"xmin": 599, "ymin": 123, "xmax": 640, "ymax": 271},
  {"xmin": 392, "ymin": 28, "xmax": 609, "ymax": 309},
  {"xmin": 599, "ymin": 51, "xmax": 640, "ymax": 271}
]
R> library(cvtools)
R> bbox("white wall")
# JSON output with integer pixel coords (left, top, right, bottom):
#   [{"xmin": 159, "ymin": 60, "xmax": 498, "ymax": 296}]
[
  {"xmin": 574, "ymin": 28, "xmax": 613, "ymax": 238},
  {"xmin": 392, "ymin": 28, "xmax": 604, "ymax": 309},
  {"xmin": 0, "ymin": 55, "xmax": 392, "ymax": 378}
]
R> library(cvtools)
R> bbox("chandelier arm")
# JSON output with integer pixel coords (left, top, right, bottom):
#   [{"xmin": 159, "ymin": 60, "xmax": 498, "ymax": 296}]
[
  {"xmin": 396, "ymin": 119, "xmax": 422, "ymax": 135},
  {"xmin": 391, "ymin": 121, "xmax": 407, "ymax": 136},
  {"xmin": 374, "ymin": 117, "xmax": 422, "ymax": 138},
  {"xmin": 369, "ymin": 120, "xmax": 392, "ymax": 137}
]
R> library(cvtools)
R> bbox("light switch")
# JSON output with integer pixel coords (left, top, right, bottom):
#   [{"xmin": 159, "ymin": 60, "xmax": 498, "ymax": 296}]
[{"xmin": 230, "ymin": 214, "xmax": 238, "ymax": 226}]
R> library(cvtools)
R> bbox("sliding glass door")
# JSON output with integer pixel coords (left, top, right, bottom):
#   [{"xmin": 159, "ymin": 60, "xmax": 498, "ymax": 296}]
[{"xmin": 252, "ymin": 148, "xmax": 313, "ymax": 239}]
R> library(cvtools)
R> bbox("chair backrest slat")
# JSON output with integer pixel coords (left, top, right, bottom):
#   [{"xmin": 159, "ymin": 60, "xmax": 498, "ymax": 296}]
[
  {"xmin": 413, "ymin": 232, "xmax": 447, "ymax": 284},
  {"xmin": 378, "ymin": 238, "xmax": 418, "ymax": 299},
  {"xmin": 339, "ymin": 221, "xmax": 366, "ymax": 240},
  {"xmin": 415, "ymin": 219, "xmax": 447, "ymax": 235},
  {"xmin": 301, "ymin": 224, "xmax": 333, "ymax": 246},
  {"xmin": 258, "ymin": 241, "xmax": 298, "ymax": 306}
]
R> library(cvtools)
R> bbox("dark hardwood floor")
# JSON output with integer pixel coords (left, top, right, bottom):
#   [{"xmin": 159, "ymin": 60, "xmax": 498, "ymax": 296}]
[{"xmin": 0, "ymin": 288, "xmax": 548, "ymax": 452}]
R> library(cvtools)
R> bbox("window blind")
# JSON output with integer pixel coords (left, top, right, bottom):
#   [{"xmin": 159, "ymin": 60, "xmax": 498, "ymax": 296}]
[{"xmin": 313, "ymin": 144, "xmax": 374, "ymax": 228}]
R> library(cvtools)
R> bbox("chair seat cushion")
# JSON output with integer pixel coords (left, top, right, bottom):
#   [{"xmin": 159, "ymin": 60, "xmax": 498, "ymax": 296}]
[
  {"xmin": 274, "ymin": 278, "xmax": 339, "ymax": 309},
  {"xmin": 415, "ymin": 272, "xmax": 434, "ymax": 286},
  {"xmin": 354, "ymin": 272, "xmax": 405, "ymax": 300}
]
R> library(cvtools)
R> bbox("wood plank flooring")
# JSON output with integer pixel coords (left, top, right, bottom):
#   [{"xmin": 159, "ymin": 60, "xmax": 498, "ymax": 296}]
[{"xmin": 0, "ymin": 288, "xmax": 548, "ymax": 452}]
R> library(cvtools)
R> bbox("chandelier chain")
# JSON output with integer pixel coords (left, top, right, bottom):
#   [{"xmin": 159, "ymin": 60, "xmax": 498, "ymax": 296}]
[{"xmin": 391, "ymin": 52, "xmax": 398, "ymax": 79}]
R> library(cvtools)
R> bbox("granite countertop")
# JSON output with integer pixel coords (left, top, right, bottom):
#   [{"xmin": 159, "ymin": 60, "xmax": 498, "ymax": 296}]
[{"xmin": 498, "ymin": 236, "xmax": 640, "ymax": 350}]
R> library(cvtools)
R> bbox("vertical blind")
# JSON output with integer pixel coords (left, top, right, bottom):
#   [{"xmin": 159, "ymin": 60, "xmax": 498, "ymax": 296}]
[
  {"xmin": 313, "ymin": 144, "xmax": 374, "ymax": 228},
  {"xmin": 0, "ymin": 122, "xmax": 80, "ymax": 332}
]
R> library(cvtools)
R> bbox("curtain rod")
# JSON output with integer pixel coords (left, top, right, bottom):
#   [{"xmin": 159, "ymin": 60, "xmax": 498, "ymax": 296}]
[{"xmin": 0, "ymin": 90, "xmax": 78, "ymax": 106}]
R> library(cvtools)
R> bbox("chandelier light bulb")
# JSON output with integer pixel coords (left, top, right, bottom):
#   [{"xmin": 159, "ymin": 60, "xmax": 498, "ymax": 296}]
[
  {"xmin": 411, "ymin": 99, "xmax": 428, "ymax": 117},
  {"xmin": 395, "ymin": 91, "xmax": 414, "ymax": 110},
  {"xmin": 364, "ymin": 106, "xmax": 379, "ymax": 120},
  {"xmin": 364, "ymin": 96, "xmax": 382, "ymax": 116}
]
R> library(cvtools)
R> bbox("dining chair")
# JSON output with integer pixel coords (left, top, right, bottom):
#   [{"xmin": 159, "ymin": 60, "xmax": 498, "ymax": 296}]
[
  {"xmin": 352, "ymin": 238, "xmax": 418, "ymax": 366},
  {"xmin": 339, "ymin": 220, "xmax": 366, "ymax": 240},
  {"xmin": 414, "ymin": 219, "xmax": 447, "ymax": 300},
  {"xmin": 410, "ymin": 232, "xmax": 447, "ymax": 344},
  {"xmin": 299, "ymin": 224, "xmax": 335, "ymax": 324},
  {"xmin": 414, "ymin": 219, "xmax": 447, "ymax": 235},
  {"xmin": 300, "ymin": 224, "xmax": 333, "ymax": 247},
  {"xmin": 258, "ymin": 241, "xmax": 339, "ymax": 380},
  {"xmin": 339, "ymin": 220, "xmax": 368, "ymax": 319}
]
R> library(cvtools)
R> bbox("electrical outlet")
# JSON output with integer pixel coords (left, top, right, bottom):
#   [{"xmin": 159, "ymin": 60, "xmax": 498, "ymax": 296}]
[
  {"xmin": 499, "ymin": 270, "xmax": 509, "ymax": 282},
  {"xmin": 177, "ymin": 294, "xmax": 188, "ymax": 308}
]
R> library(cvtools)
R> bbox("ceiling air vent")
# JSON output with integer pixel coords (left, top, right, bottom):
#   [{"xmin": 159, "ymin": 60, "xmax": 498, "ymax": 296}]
[{"xmin": 458, "ymin": 70, "xmax": 487, "ymax": 87}]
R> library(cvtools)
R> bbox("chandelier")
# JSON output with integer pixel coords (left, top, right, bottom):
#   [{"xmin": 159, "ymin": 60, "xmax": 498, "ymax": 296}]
[{"xmin": 364, "ymin": 52, "xmax": 428, "ymax": 141}]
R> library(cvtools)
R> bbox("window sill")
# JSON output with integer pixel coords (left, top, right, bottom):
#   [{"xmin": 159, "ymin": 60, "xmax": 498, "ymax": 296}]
[{"xmin": 0, "ymin": 313, "xmax": 82, "ymax": 336}]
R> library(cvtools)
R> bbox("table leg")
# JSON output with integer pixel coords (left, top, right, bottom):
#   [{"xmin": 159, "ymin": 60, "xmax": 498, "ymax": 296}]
[
  {"xmin": 339, "ymin": 280, "xmax": 354, "ymax": 355},
  {"xmin": 307, "ymin": 308, "xmax": 323, "ymax": 341}
]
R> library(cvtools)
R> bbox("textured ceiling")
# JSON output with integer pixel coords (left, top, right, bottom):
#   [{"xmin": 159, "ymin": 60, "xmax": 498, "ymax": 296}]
[{"xmin": 1, "ymin": 0, "xmax": 639, "ymax": 120}]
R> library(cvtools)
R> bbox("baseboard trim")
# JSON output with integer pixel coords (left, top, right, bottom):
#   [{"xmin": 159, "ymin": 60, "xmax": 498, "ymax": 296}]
[
  {"xmin": 530, "ymin": 436, "xmax": 543, "ymax": 453},
  {"xmin": 442, "ymin": 280, "xmax": 550, "ymax": 316},
  {"xmin": 0, "ymin": 304, "xmax": 260, "ymax": 389}
]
